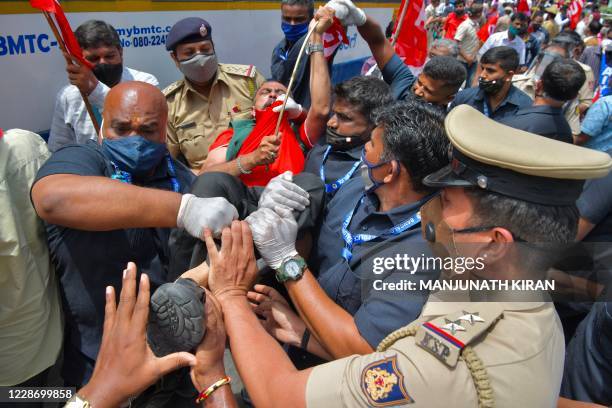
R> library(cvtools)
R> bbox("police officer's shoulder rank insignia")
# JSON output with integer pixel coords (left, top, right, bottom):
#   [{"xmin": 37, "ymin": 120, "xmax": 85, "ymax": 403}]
[
  {"xmin": 415, "ymin": 305, "xmax": 504, "ymax": 368},
  {"xmin": 361, "ymin": 356, "xmax": 413, "ymax": 406}
]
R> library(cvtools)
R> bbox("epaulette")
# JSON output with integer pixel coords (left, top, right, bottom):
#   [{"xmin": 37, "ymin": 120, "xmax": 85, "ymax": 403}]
[
  {"xmin": 414, "ymin": 304, "xmax": 504, "ymax": 368},
  {"xmin": 219, "ymin": 63, "xmax": 258, "ymax": 79},
  {"xmin": 163, "ymin": 80, "xmax": 185, "ymax": 97}
]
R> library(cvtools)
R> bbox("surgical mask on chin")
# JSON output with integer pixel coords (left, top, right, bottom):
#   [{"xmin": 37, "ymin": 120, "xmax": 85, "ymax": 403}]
[
  {"xmin": 359, "ymin": 149, "xmax": 392, "ymax": 194},
  {"xmin": 179, "ymin": 53, "xmax": 218, "ymax": 84},
  {"xmin": 326, "ymin": 127, "xmax": 368, "ymax": 151},
  {"xmin": 478, "ymin": 77, "xmax": 504, "ymax": 95},
  {"xmin": 102, "ymin": 135, "xmax": 168, "ymax": 178},
  {"xmin": 281, "ymin": 21, "xmax": 309, "ymax": 43},
  {"xmin": 93, "ymin": 63, "xmax": 123, "ymax": 87}
]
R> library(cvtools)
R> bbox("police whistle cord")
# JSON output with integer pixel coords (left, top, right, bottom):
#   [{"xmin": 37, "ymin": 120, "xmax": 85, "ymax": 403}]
[
  {"xmin": 42, "ymin": 11, "xmax": 101, "ymax": 138},
  {"xmin": 390, "ymin": 0, "xmax": 410, "ymax": 47},
  {"xmin": 272, "ymin": 22, "xmax": 319, "ymax": 142}
]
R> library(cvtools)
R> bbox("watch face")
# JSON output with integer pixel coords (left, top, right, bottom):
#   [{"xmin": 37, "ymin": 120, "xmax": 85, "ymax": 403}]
[{"xmin": 285, "ymin": 260, "xmax": 301, "ymax": 278}]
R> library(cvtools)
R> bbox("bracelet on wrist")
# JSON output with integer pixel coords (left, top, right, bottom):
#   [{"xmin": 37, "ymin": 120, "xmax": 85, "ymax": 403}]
[
  {"xmin": 195, "ymin": 376, "xmax": 231, "ymax": 403},
  {"xmin": 236, "ymin": 156, "xmax": 252, "ymax": 174}
]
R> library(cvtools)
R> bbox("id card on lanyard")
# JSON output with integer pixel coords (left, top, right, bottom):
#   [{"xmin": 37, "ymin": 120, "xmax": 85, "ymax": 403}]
[
  {"xmin": 340, "ymin": 194, "xmax": 421, "ymax": 261},
  {"xmin": 320, "ymin": 145, "xmax": 362, "ymax": 194}
]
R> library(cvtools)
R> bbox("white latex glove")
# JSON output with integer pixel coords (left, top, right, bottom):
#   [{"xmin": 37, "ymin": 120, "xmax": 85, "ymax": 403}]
[
  {"xmin": 177, "ymin": 194, "xmax": 238, "ymax": 238},
  {"xmin": 272, "ymin": 94, "xmax": 303, "ymax": 120},
  {"xmin": 245, "ymin": 207, "xmax": 298, "ymax": 270},
  {"xmin": 258, "ymin": 171, "xmax": 310, "ymax": 212},
  {"xmin": 325, "ymin": 0, "xmax": 366, "ymax": 26}
]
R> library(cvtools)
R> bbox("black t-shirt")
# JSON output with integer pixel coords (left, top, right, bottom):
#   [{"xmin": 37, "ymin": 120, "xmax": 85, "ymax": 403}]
[{"xmin": 33, "ymin": 140, "xmax": 194, "ymax": 366}]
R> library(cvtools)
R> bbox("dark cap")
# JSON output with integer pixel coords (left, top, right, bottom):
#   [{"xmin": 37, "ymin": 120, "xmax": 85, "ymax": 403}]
[
  {"xmin": 166, "ymin": 17, "xmax": 212, "ymax": 51},
  {"xmin": 423, "ymin": 105, "xmax": 612, "ymax": 206}
]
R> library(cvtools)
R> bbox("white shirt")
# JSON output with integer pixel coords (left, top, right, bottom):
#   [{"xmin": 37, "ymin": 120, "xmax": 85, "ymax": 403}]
[
  {"xmin": 48, "ymin": 67, "xmax": 158, "ymax": 152},
  {"xmin": 478, "ymin": 30, "xmax": 526, "ymax": 65}
]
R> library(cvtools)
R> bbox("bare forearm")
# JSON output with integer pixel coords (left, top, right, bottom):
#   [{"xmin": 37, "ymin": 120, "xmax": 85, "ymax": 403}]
[
  {"xmin": 305, "ymin": 31, "xmax": 331, "ymax": 142},
  {"xmin": 286, "ymin": 270, "xmax": 373, "ymax": 358},
  {"xmin": 220, "ymin": 296, "xmax": 309, "ymax": 408},
  {"xmin": 357, "ymin": 16, "xmax": 395, "ymax": 69},
  {"xmin": 31, "ymin": 174, "xmax": 181, "ymax": 230},
  {"xmin": 305, "ymin": 334, "xmax": 333, "ymax": 360}
]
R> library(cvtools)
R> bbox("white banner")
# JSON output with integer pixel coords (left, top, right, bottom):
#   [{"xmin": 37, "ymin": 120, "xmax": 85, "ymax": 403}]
[{"xmin": 0, "ymin": 7, "xmax": 393, "ymax": 133}]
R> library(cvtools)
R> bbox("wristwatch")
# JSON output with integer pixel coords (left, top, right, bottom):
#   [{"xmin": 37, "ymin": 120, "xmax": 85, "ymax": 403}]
[
  {"xmin": 275, "ymin": 256, "xmax": 307, "ymax": 282},
  {"xmin": 306, "ymin": 42, "xmax": 324, "ymax": 55},
  {"xmin": 65, "ymin": 394, "xmax": 91, "ymax": 408}
]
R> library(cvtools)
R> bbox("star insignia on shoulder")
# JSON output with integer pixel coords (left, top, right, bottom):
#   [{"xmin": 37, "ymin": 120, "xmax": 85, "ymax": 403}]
[
  {"xmin": 458, "ymin": 311, "xmax": 485, "ymax": 325},
  {"xmin": 442, "ymin": 319, "xmax": 466, "ymax": 335}
]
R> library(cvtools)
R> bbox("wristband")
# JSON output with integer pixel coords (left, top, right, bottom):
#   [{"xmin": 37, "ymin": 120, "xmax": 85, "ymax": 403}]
[
  {"xmin": 237, "ymin": 156, "xmax": 252, "ymax": 174},
  {"xmin": 195, "ymin": 376, "xmax": 231, "ymax": 403},
  {"xmin": 300, "ymin": 328, "xmax": 311, "ymax": 350}
]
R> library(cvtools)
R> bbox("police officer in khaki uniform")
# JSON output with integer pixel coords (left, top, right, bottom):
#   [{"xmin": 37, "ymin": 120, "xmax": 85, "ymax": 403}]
[
  {"xmin": 164, "ymin": 17, "xmax": 266, "ymax": 171},
  {"xmin": 200, "ymin": 105, "xmax": 612, "ymax": 407}
]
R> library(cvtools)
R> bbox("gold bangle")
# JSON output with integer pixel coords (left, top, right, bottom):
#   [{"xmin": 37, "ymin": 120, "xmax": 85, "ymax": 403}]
[{"xmin": 195, "ymin": 376, "xmax": 231, "ymax": 403}]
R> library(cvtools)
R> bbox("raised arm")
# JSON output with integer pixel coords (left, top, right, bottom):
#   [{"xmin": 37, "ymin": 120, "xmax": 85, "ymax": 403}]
[
  {"xmin": 304, "ymin": 7, "xmax": 334, "ymax": 143},
  {"xmin": 357, "ymin": 15, "xmax": 396, "ymax": 70}
]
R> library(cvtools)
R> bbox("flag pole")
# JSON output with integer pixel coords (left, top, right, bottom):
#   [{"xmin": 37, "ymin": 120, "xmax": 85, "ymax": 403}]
[
  {"xmin": 272, "ymin": 22, "xmax": 318, "ymax": 142},
  {"xmin": 391, "ymin": 0, "xmax": 410, "ymax": 46},
  {"xmin": 42, "ymin": 10, "xmax": 101, "ymax": 137}
]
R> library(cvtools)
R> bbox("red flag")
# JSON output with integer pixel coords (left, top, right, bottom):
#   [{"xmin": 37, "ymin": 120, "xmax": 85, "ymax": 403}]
[
  {"xmin": 29, "ymin": 0, "xmax": 93, "ymax": 68},
  {"xmin": 517, "ymin": 0, "xmax": 530, "ymax": 14},
  {"xmin": 568, "ymin": 0, "xmax": 584, "ymax": 30},
  {"xmin": 322, "ymin": 17, "xmax": 349, "ymax": 60},
  {"xmin": 392, "ymin": 0, "xmax": 428, "ymax": 67},
  {"xmin": 478, "ymin": 14, "xmax": 499, "ymax": 42}
]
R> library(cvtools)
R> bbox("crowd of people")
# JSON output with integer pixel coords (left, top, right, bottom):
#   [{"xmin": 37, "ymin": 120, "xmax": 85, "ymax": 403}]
[{"xmin": 2, "ymin": 0, "xmax": 612, "ymax": 407}]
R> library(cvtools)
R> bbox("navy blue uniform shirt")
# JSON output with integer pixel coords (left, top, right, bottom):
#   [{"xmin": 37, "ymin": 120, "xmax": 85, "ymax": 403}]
[
  {"xmin": 309, "ymin": 177, "xmax": 435, "ymax": 348},
  {"xmin": 381, "ymin": 54, "xmax": 416, "ymax": 101},
  {"xmin": 33, "ymin": 140, "xmax": 194, "ymax": 385},
  {"xmin": 450, "ymin": 85, "xmax": 533, "ymax": 121},
  {"xmin": 304, "ymin": 143, "xmax": 362, "ymax": 200},
  {"xmin": 498, "ymin": 105, "xmax": 573, "ymax": 143}
]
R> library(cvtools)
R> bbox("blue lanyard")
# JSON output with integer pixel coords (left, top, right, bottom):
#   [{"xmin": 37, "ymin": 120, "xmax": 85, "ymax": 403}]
[
  {"xmin": 110, "ymin": 154, "xmax": 180, "ymax": 193},
  {"xmin": 319, "ymin": 145, "xmax": 362, "ymax": 194},
  {"xmin": 483, "ymin": 101, "xmax": 491, "ymax": 118},
  {"xmin": 341, "ymin": 194, "xmax": 422, "ymax": 261}
]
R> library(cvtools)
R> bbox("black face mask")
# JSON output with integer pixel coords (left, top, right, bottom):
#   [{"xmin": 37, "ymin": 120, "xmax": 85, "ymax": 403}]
[
  {"xmin": 326, "ymin": 127, "xmax": 368, "ymax": 151},
  {"xmin": 92, "ymin": 63, "xmax": 123, "ymax": 87},
  {"xmin": 478, "ymin": 77, "xmax": 504, "ymax": 95},
  {"xmin": 455, "ymin": 9, "xmax": 465, "ymax": 16}
]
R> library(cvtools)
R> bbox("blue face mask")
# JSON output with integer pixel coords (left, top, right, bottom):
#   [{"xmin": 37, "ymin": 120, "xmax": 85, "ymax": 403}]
[
  {"xmin": 359, "ymin": 149, "xmax": 393, "ymax": 193},
  {"xmin": 281, "ymin": 21, "xmax": 309, "ymax": 43},
  {"xmin": 102, "ymin": 135, "xmax": 167, "ymax": 178}
]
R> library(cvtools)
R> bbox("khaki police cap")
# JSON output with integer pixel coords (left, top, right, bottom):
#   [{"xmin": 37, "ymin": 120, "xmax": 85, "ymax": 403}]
[{"xmin": 424, "ymin": 105, "xmax": 612, "ymax": 205}]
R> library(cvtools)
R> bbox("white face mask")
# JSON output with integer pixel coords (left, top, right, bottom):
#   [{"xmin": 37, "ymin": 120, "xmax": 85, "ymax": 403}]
[{"xmin": 179, "ymin": 53, "xmax": 218, "ymax": 84}]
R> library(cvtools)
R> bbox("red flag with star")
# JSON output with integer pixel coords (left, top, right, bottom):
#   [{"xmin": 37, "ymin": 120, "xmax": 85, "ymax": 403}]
[
  {"xmin": 392, "ymin": 0, "xmax": 428, "ymax": 67},
  {"xmin": 322, "ymin": 17, "xmax": 349, "ymax": 60},
  {"xmin": 29, "ymin": 0, "xmax": 93, "ymax": 68}
]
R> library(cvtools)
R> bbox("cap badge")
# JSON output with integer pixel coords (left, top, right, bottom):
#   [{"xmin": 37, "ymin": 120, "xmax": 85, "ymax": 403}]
[{"xmin": 199, "ymin": 24, "xmax": 208, "ymax": 37}]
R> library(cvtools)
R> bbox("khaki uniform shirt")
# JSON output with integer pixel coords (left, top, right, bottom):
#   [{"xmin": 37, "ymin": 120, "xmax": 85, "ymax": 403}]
[
  {"xmin": 164, "ymin": 63, "xmax": 265, "ymax": 170},
  {"xmin": 513, "ymin": 61, "xmax": 594, "ymax": 136},
  {"xmin": 0, "ymin": 129, "xmax": 63, "ymax": 385},
  {"xmin": 306, "ymin": 300, "xmax": 564, "ymax": 407}
]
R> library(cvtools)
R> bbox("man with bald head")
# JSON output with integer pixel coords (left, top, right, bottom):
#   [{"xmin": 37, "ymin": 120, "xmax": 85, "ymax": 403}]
[{"xmin": 31, "ymin": 81, "xmax": 237, "ymax": 388}]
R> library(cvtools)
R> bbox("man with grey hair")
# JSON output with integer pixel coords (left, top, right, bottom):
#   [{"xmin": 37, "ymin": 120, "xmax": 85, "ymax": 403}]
[
  {"xmin": 272, "ymin": 0, "xmax": 336, "ymax": 108},
  {"xmin": 429, "ymin": 38, "xmax": 459, "ymax": 59}
]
